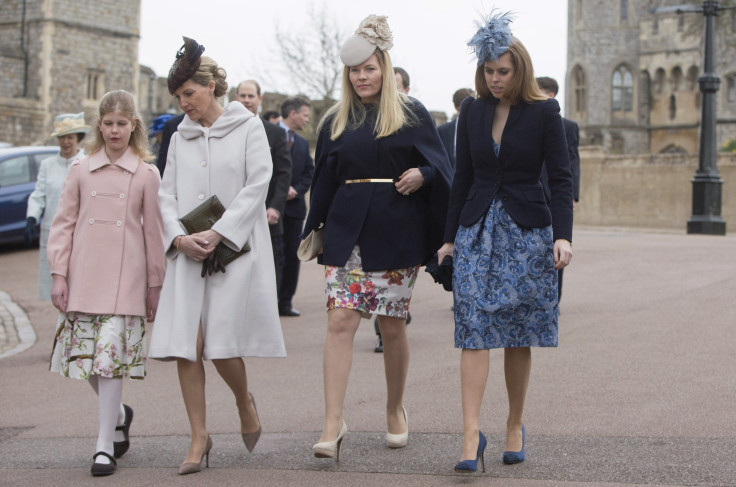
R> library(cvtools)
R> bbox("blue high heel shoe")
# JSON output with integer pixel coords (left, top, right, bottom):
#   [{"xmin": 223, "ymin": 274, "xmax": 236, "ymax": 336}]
[
  {"xmin": 454, "ymin": 431, "xmax": 487, "ymax": 473},
  {"xmin": 503, "ymin": 425, "xmax": 526, "ymax": 464}
]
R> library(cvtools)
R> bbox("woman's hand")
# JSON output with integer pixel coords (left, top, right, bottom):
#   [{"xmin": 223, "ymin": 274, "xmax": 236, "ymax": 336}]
[
  {"xmin": 553, "ymin": 239, "xmax": 572, "ymax": 270},
  {"xmin": 395, "ymin": 168, "xmax": 424, "ymax": 196},
  {"xmin": 51, "ymin": 274, "xmax": 68, "ymax": 313},
  {"xmin": 176, "ymin": 233, "xmax": 217, "ymax": 262},
  {"xmin": 146, "ymin": 286, "xmax": 162, "ymax": 322},
  {"xmin": 437, "ymin": 242, "xmax": 454, "ymax": 266}
]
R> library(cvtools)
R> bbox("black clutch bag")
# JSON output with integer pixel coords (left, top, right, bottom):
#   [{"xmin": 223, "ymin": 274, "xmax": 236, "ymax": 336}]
[{"xmin": 179, "ymin": 195, "xmax": 250, "ymax": 266}]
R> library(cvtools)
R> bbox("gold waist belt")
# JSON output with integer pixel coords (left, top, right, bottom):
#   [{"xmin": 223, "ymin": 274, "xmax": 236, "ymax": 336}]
[{"xmin": 344, "ymin": 178, "xmax": 394, "ymax": 184}]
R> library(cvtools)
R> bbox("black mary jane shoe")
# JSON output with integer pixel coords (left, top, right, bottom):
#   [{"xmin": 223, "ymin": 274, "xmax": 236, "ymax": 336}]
[
  {"xmin": 113, "ymin": 404, "xmax": 133, "ymax": 458},
  {"xmin": 91, "ymin": 451, "xmax": 117, "ymax": 476}
]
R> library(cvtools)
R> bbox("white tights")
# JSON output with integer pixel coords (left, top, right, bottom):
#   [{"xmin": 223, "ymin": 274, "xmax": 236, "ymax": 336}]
[{"xmin": 88, "ymin": 376, "xmax": 125, "ymax": 464}]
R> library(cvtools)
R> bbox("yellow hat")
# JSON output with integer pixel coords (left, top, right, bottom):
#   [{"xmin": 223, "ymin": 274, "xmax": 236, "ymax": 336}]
[{"xmin": 50, "ymin": 112, "xmax": 92, "ymax": 137}]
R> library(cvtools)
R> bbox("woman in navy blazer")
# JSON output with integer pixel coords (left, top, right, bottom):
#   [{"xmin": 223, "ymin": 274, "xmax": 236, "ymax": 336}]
[
  {"xmin": 437, "ymin": 13, "xmax": 573, "ymax": 472},
  {"xmin": 303, "ymin": 15, "xmax": 451, "ymax": 460}
]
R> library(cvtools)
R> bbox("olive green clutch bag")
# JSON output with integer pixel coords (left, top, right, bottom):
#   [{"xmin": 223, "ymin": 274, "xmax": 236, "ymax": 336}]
[{"xmin": 179, "ymin": 195, "xmax": 250, "ymax": 266}]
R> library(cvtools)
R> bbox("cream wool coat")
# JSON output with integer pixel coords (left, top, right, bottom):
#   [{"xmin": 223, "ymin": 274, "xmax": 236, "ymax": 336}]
[
  {"xmin": 27, "ymin": 151, "xmax": 84, "ymax": 300},
  {"xmin": 149, "ymin": 102, "xmax": 285, "ymax": 361}
]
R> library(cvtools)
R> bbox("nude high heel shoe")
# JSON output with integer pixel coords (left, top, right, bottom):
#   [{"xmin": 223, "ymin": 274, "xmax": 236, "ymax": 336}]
[
  {"xmin": 178, "ymin": 435, "xmax": 213, "ymax": 475},
  {"xmin": 241, "ymin": 393, "xmax": 261, "ymax": 453},
  {"xmin": 385, "ymin": 407, "xmax": 408, "ymax": 448},
  {"xmin": 313, "ymin": 420, "xmax": 347, "ymax": 461}
]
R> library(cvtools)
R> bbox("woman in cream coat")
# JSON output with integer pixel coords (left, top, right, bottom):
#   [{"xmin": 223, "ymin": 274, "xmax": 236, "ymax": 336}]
[
  {"xmin": 149, "ymin": 38, "xmax": 285, "ymax": 475},
  {"xmin": 26, "ymin": 112, "xmax": 90, "ymax": 299}
]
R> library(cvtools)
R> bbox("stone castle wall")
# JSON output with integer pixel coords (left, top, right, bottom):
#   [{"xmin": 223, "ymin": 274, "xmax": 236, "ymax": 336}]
[
  {"xmin": 575, "ymin": 148, "xmax": 736, "ymax": 230},
  {"xmin": 0, "ymin": 0, "xmax": 140, "ymax": 146}
]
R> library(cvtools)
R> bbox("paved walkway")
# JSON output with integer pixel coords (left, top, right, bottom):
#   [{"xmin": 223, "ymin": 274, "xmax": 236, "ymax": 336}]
[{"xmin": 0, "ymin": 228, "xmax": 735, "ymax": 487}]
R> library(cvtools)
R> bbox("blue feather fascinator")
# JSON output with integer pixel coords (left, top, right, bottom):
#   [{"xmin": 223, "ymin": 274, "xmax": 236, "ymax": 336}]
[{"xmin": 468, "ymin": 10, "xmax": 514, "ymax": 66}]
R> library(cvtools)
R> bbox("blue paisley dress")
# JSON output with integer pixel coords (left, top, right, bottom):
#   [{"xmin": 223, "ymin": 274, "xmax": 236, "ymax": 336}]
[{"xmin": 453, "ymin": 141, "xmax": 558, "ymax": 349}]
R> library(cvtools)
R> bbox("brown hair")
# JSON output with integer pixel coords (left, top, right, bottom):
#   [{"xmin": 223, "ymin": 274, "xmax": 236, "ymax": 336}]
[
  {"xmin": 185, "ymin": 56, "xmax": 228, "ymax": 97},
  {"xmin": 475, "ymin": 38, "xmax": 546, "ymax": 105},
  {"xmin": 85, "ymin": 90, "xmax": 153, "ymax": 162}
]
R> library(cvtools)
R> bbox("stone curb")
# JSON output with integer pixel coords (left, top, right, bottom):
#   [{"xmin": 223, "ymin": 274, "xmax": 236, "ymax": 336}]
[{"xmin": 0, "ymin": 290, "xmax": 37, "ymax": 360}]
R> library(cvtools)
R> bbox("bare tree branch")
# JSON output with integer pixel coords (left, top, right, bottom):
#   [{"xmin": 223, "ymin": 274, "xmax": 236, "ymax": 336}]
[{"xmin": 272, "ymin": 2, "xmax": 346, "ymax": 101}]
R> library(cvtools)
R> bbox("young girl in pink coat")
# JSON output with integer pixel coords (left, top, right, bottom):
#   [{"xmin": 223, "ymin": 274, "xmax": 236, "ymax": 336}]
[{"xmin": 47, "ymin": 90, "xmax": 165, "ymax": 477}]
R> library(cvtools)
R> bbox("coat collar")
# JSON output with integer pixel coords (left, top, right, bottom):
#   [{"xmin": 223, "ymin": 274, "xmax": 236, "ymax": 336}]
[
  {"xmin": 87, "ymin": 146, "xmax": 139, "ymax": 173},
  {"xmin": 483, "ymin": 96, "xmax": 525, "ymax": 164}
]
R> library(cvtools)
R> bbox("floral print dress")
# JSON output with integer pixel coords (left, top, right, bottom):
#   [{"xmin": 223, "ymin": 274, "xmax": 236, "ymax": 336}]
[
  {"xmin": 452, "ymin": 140, "xmax": 558, "ymax": 349},
  {"xmin": 325, "ymin": 246, "xmax": 418, "ymax": 319},
  {"xmin": 49, "ymin": 313, "xmax": 147, "ymax": 379}
]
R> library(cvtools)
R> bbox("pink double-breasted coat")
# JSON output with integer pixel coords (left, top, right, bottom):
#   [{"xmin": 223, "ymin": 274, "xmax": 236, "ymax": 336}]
[{"xmin": 47, "ymin": 148, "xmax": 166, "ymax": 316}]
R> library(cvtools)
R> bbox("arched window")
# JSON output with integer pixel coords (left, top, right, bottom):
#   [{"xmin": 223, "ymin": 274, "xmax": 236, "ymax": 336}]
[
  {"xmin": 687, "ymin": 66, "xmax": 700, "ymax": 91},
  {"xmin": 621, "ymin": 0, "xmax": 628, "ymax": 20},
  {"xmin": 655, "ymin": 68, "xmax": 666, "ymax": 94},
  {"xmin": 612, "ymin": 65, "xmax": 633, "ymax": 112},
  {"xmin": 669, "ymin": 94, "xmax": 677, "ymax": 120},
  {"xmin": 572, "ymin": 65, "xmax": 586, "ymax": 114},
  {"xmin": 670, "ymin": 67, "xmax": 683, "ymax": 92},
  {"xmin": 727, "ymin": 75, "xmax": 736, "ymax": 103}
]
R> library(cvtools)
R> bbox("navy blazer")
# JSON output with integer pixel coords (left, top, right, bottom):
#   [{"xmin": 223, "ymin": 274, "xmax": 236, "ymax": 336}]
[
  {"xmin": 563, "ymin": 117, "xmax": 580, "ymax": 201},
  {"xmin": 445, "ymin": 96, "xmax": 573, "ymax": 244},
  {"xmin": 437, "ymin": 118, "xmax": 457, "ymax": 169},
  {"xmin": 303, "ymin": 100, "xmax": 452, "ymax": 271},
  {"xmin": 263, "ymin": 119, "xmax": 292, "ymax": 235},
  {"xmin": 156, "ymin": 113, "xmax": 185, "ymax": 177},
  {"xmin": 541, "ymin": 117, "xmax": 580, "ymax": 205},
  {"xmin": 283, "ymin": 130, "xmax": 314, "ymax": 219}
]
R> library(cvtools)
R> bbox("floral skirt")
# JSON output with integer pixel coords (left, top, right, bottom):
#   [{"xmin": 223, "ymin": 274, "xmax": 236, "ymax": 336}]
[
  {"xmin": 49, "ymin": 312, "xmax": 147, "ymax": 379},
  {"xmin": 453, "ymin": 198, "xmax": 558, "ymax": 349},
  {"xmin": 325, "ymin": 246, "xmax": 418, "ymax": 318}
]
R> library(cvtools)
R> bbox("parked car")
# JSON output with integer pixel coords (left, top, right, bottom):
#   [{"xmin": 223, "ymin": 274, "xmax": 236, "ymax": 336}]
[{"xmin": 0, "ymin": 146, "xmax": 59, "ymax": 245}]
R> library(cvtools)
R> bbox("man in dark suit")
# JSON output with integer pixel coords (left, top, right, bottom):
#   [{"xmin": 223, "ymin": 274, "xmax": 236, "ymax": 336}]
[
  {"xmin": 537, "ymin": 76, "xmax": 579, "ymax": 303},
  {"xmin": 237, "ymin": 80, "xmax": 292, "ymax": 291},
  {"xmin": 156, "ymin": 113, "xmax": 185, "ymax": 176},
  {"xmin": 277, "ymin": 97, "xmax": 314, "ymax": 317},
  {"xmin": 437, "ymin": 88, "xmax": 475, "ymax": 170}
]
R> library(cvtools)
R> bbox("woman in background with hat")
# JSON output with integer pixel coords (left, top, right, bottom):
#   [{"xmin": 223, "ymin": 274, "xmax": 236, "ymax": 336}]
[
  {"xmin": 149, "ymin": 37, "xmax": 285, "ymax": 475},
  {"xmin": 148, "ymin": 113, "xmax": 174, "ymax": 165},
  {"xmin": 302, "ymin": 15, "xmax": 451, "ymax": 460},
  {"xmin": 26, "ymin": 112, "xmax": 90, "ymax": 300},
  {"xmin": 436, "ymin": 11, "xmax": 573, "ymax": 472}
]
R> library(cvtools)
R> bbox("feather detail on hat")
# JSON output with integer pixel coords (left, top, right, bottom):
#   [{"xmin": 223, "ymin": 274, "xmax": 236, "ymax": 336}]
[
  {"xmin": 467, "ymin": 10, "xmax": 514, "ymax": 66},
  {"xmin": 167, "ymin": 37, "xmax": 205, "ymax": 94},
  {"xmin": 355, "ymin": 15, "xmax": 393, "ymax": 51}
]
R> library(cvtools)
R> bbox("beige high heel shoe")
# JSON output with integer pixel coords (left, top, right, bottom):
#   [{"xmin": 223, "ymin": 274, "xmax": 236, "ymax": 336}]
[
  {"xmin": 241, "ymin": 393, "xmax": 261, "ymax": 453},
  {"xmin": 385, "ymin": 407, "xmax": 408, "ymax": 448},
  {"xmin": 178, "ymin": 435, "xmax": 213, "ymax": 475},
  {"xmin": 313, "ymin": 420, "xmax": 347, "ymax": 461}
]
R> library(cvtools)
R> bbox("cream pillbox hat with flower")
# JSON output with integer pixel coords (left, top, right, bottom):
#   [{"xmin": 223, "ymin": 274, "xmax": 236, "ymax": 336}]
[{"xmin": 339, "ymin": 15, "xmax": 393, "ymax": 67}]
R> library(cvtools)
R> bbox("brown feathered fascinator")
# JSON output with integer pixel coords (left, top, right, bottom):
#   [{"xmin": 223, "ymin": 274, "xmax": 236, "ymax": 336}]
[{"xmin": 167, "ymin": 36, "xmax": 205, "ymax": 94}]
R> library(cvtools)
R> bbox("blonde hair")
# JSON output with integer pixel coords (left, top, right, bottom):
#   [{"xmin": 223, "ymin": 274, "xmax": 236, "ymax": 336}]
[
  {"xmin": 190, "ymin": 56, "xmax": 228, "ymax": 97},
  {"xmin": 475, "ymin": 38, "xmax": 546, "ymax": 105},
  {"xmin": 319, "ymin": 49, "xmax": 415, "ymax": 140},
  {"xmin": 85, "ymin": 90, "xmax": 154, "ymax": 162}
]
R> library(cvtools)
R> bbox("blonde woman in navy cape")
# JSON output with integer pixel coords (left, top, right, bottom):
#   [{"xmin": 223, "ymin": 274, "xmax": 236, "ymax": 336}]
[
  {"xmin": 302, "ymin": 15, "xmax": 451, "ymax": 460},
  {"xmin": 437, "ymin": 12, "xmax": 573, "ymax": 472}
]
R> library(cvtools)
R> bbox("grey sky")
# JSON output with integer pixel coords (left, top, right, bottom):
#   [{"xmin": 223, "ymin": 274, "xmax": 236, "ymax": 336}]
[{"xmin": 139, "ymin": 0, "xmax": 568, "ymax": 118}]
